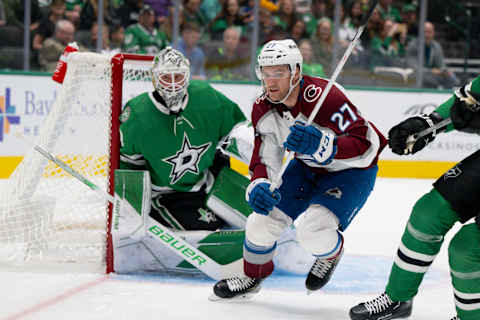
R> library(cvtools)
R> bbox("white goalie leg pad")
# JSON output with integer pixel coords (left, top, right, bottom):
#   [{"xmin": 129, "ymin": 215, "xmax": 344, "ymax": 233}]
[
  {"xmin": 245, "ymin": 208, "xmax": 292, "ymax": 247},
  {"xmin": 296, "ymin": 204, "xmax": 342, "ymax": 258}
]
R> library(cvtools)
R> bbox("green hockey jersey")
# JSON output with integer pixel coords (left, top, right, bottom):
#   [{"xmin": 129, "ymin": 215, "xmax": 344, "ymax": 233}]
[
  {"xmin": 124, "ymin": 23, "xmax": 168, "ymax": 54},
  {"xmin": 119, "ymin": 80, "xmax": 246, "ymax": 193}
]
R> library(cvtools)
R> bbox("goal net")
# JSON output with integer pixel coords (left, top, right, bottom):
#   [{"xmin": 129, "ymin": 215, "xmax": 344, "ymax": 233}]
[{"xmin": 0, "ymin": 52, "xmax": 153, "ymax": 272}]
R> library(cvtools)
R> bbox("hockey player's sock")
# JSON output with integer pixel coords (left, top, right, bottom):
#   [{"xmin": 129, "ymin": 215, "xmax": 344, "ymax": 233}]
[
  {"xmin": 386, "ymin": 189, "xmax": 459, "ymax": 301},
  {"xmin": 243, "ymin": 239, "xmax": 276, "ymax": 278},
  {"xmin": 449, "ymin": 224, "xmax": 480, "ymax": 320},
  {"xmin": 243, "ymin": 259, "xmax": 274, "ymax": 279}
]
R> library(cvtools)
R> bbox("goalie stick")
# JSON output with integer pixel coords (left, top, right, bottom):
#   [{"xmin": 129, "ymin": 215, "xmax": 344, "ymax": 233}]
[
  {"xmin": 270, "ymin": 0, "xmax": 379, "ymax": 190},
  {"xmin": 14, "ymin": 132, "xmax": 236, "ymax": 280}
]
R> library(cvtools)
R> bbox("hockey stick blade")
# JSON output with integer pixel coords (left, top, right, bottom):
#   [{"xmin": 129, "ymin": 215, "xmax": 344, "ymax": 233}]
[
  {"xmin": 14, "ymin": 132, "xmax": 233, "ymax": 280},
  {"xmin": 270, "ymin": 0, "xmax": 379, "ymax": 191}
]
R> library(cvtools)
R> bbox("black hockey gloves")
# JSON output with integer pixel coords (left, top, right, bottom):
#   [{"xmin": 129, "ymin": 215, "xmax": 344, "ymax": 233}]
[
  {"xmin": 388, "ymin": 112, "xmax": 444, "ymax": 155},
  {"xmin": 451, "ymin": 84, "xmax": 480, "ymax": 134}
]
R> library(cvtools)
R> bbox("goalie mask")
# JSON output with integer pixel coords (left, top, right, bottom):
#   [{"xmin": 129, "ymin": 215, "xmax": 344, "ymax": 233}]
[
  {"xmin": 151, "ymin": 47, "xmax": 190, "ymax": 113},
  {"xmin": 256, "ymin": 39, "xmax": 303, "ymax": 104}
]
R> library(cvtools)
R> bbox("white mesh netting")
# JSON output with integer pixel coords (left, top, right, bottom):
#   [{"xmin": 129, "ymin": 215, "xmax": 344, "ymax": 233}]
[{"xmin": 0, "ymin": 52, "xmax": 153, "ymax": 271}]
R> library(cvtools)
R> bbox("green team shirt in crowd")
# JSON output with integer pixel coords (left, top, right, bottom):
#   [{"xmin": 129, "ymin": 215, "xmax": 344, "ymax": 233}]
[
  {"xmin": 124, "ymin": 23, "xmax": 168, "ymax": 54},
  {"xmin": 65, "ymin": 0, "xmax": 83, "ymax": 11},
  {"xmin": 119, "ymin": 80, "xmax": 246, "ymax": 193},
  {"xmin": 434, "ymin": 75, "xmax": 480, "ymax": 132}
]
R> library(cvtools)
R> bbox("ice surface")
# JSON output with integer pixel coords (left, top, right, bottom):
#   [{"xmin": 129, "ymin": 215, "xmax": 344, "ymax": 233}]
[{"xmin": 1, "ymin": 178, "xmax": 461, "ymax": 320}]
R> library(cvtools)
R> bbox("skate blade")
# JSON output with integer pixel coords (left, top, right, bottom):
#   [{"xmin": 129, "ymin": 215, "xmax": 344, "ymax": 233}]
[{"xmin": 208, "ymin": 292, "xmax": 256, "ymax": 302}]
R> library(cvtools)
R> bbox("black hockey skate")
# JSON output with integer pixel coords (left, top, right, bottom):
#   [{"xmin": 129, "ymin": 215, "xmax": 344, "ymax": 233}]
[
  {"xmin": 305, "ymin": 247, "xmax": 343, "ymax": 292},
  {"xmin": 449, "ymin": 316, "xmax": 460, "ymax": 320},
  {"xmin": 209, "ymin": 276, "xmax": 262, "ymax": 301},
  {"xmin": 349, "ymin": 292, "xmax": 413, "ymax": 320}
]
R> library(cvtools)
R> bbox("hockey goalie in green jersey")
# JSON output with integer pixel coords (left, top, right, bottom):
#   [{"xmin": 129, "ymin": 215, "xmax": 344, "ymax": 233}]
[{"xmin": 112, "ymin": 47, "xmax": 315, "ymax": 277}]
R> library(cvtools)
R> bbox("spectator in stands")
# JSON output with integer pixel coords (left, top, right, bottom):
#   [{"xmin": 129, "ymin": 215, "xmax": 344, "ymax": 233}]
[
  {"xmin": 182, "ymin": 0, "xmax": 208, "ymax": 34},
  {"xmin": 272, "ymin": 0, "xmax": 297, "ymax": 33},
  {"xmin": 239, "ymin": 0, "xmax": 254, "ymax": 25},
  {"xmin": 38, "ymin": 19, "xmax": 76, "ymax": 72},
  {"xmin": 295, "ymin": 0, "xmax": 311, "ymax": 15},
  {"xmin": 0, "ymin": 0, "xmax": 7, "ymax": 26},
  {"xmin": 160, "ymin": 6, "xmax": 184, "ymax": 42},
  {"xmin": 406, "ymin": 21, "xmax": 459, "ymax": 89},
  {"xmin": 64, "ymin": 0, "xmax": 82, "ymax": 27},
  {"xmin": 144, "ymin": 0, "xmax": 172, "ymax": 27},
  {"xmin": 299, "ymin": 38, "xmax": 325, "ymax": 77},
  {"xmin": 303, "ymin": 0, "xmax": 331, "ymax": 37},
  {"xmin": 311, "ymin": 17, "xmax": 333, "ymax": 75},
  {"xmin": 363, "ymin": 7, "xmax": 383, "ymax": 50},
  {"xmin": 33, "ymin": 0, "xmax": 66, "ymax": 51},
  {"xmin": 109, "ymin": 23, "xmax": 125, "ymax": 51},
  {"xmin": 401, "ymin": 3, "xmax": 418, "ymax": 45},
  {"xmin": 79, "ymin": 0, "xmax": 117, "ymax": 31},
  {"xmin": 205, "ymin": 26, "xmax": 250, "ymax": 81},
  {"xmin": 124, "ymin": 4, "xmax": 168, "ymax": 54},
  {"xmin": 209, "ymin": 0, "xmax": 246, "ymax": 41},
  {"xmin": 290, "ymin": 18, "xmax": 308, "ymax": 44},
  {"xmin": 346, "ymin": 0, "xmax": 363, "ymax": 30},
  {"xmin": 80, "ymin": 21, "xmax": 109, "ymax": 51},
  {"xmin": 256, "ymin": 7, "xmax": 275, "ymax": 45},
  {"xmin": 116, "ymin": 0, "xmax": 143, "ymax": 28},
  {"xmin": 377, "ymin": 0, "xmax": 401, "ymax": 22},
  {"xmin": 200, "ymin": 0, "xmax": 222, "ymax": 24},
  {"xmin": 339, "ymin": 2, "xmax": 365, "ymax": 66},
  {"xmin": 370, "ymin": 19, "xmax": 406, "ymax": 68},
  {"xmin": 3, "ymin": 0, "xmax": 42, "ymax": 30},
  {"xmin": 175, "ymin": 22, "xmax": 206, "ymax": 80}
]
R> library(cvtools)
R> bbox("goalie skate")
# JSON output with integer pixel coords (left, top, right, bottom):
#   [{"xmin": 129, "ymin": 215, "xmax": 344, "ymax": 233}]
[{"xmin": 209, "ymin": 276, "xmax": 262, "ymax": 301}]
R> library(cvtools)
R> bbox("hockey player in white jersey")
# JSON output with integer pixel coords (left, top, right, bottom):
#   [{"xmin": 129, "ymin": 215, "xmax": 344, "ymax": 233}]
[{"xmin": 210, "ymin": 39, "xmax": 387, "ymax": 300}]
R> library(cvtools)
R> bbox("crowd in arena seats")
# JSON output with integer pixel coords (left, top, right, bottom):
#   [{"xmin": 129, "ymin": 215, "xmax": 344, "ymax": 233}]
[{"xmin": 0, "ymin": 0, "xmax": 477, "ymax": 88}]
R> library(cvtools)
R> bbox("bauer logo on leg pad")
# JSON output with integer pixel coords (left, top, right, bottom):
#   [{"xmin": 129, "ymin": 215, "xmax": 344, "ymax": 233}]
[{"xmin": 148, "ymin": 225, "xmax": 207, "ymax": 266}]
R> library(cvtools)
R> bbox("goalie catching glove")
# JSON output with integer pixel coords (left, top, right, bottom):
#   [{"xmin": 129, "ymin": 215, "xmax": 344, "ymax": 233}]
[
  {"xmin": 388, "ymin": 112, "xmax": 445, "ymax": 155},
  {"xmin": 246, "ymin": 178, "xmax": 281, "ymax": 215},
  {"xmin": 284, "ymin": 121, "xmax": 337, "ymax": 165},
  {"xmin": 451, "ymin": 82, "xmax": 480, "ymax": 134}
]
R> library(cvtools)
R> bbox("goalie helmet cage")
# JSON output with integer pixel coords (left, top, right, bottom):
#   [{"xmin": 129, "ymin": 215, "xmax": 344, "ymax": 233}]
[{"xmin": 0, "ymin": 52, "xmax": 154, "ymax": 273}]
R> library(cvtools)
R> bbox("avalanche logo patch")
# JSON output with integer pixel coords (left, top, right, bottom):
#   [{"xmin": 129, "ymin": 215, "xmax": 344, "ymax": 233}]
[
  {"xmin": 163, "ymin": 133, "xmax": 211, "ymax": 185},
  {"xmin": 325, "ymin": 187, "xmax": 342, "ymax": 199}
]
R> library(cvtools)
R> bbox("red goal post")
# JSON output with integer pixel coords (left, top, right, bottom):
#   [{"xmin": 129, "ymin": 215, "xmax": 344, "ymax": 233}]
[{"xmin": 108, "ymin": 53, "xmax": 154, "ymax": 273}]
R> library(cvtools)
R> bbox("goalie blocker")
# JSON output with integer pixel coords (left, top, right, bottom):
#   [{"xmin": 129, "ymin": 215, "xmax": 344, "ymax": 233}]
[{"xmin": 112, "ymin": 168, "xmax": 250, "ymax": 275}]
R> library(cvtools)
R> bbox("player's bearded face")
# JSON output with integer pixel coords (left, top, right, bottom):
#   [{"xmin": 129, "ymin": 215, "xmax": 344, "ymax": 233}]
[{"xmin": 261, "ymin": 65, "xmax": 291, "ymax": 102}]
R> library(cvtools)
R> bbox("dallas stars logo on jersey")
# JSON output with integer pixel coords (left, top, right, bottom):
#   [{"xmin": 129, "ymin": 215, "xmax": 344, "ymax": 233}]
[{"xmin": 163, "ymin": 133, "xmax": 211, "ymax": 185}]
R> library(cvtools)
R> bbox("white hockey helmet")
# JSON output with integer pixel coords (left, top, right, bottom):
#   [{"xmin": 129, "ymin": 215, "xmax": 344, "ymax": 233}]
[
  {"xmin": 255, "ymin": 39, "xmax": 303, "ymax": 104},
  {"xmin": 151, "ymin": 46, "xmax": 190, "ymax": 113}
]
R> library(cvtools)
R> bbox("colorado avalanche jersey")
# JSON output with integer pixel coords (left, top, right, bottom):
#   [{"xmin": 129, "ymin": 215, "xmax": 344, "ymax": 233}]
[{"xmin": 249, "ymin": 75, "xmax": 387, "ymax": 181}]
